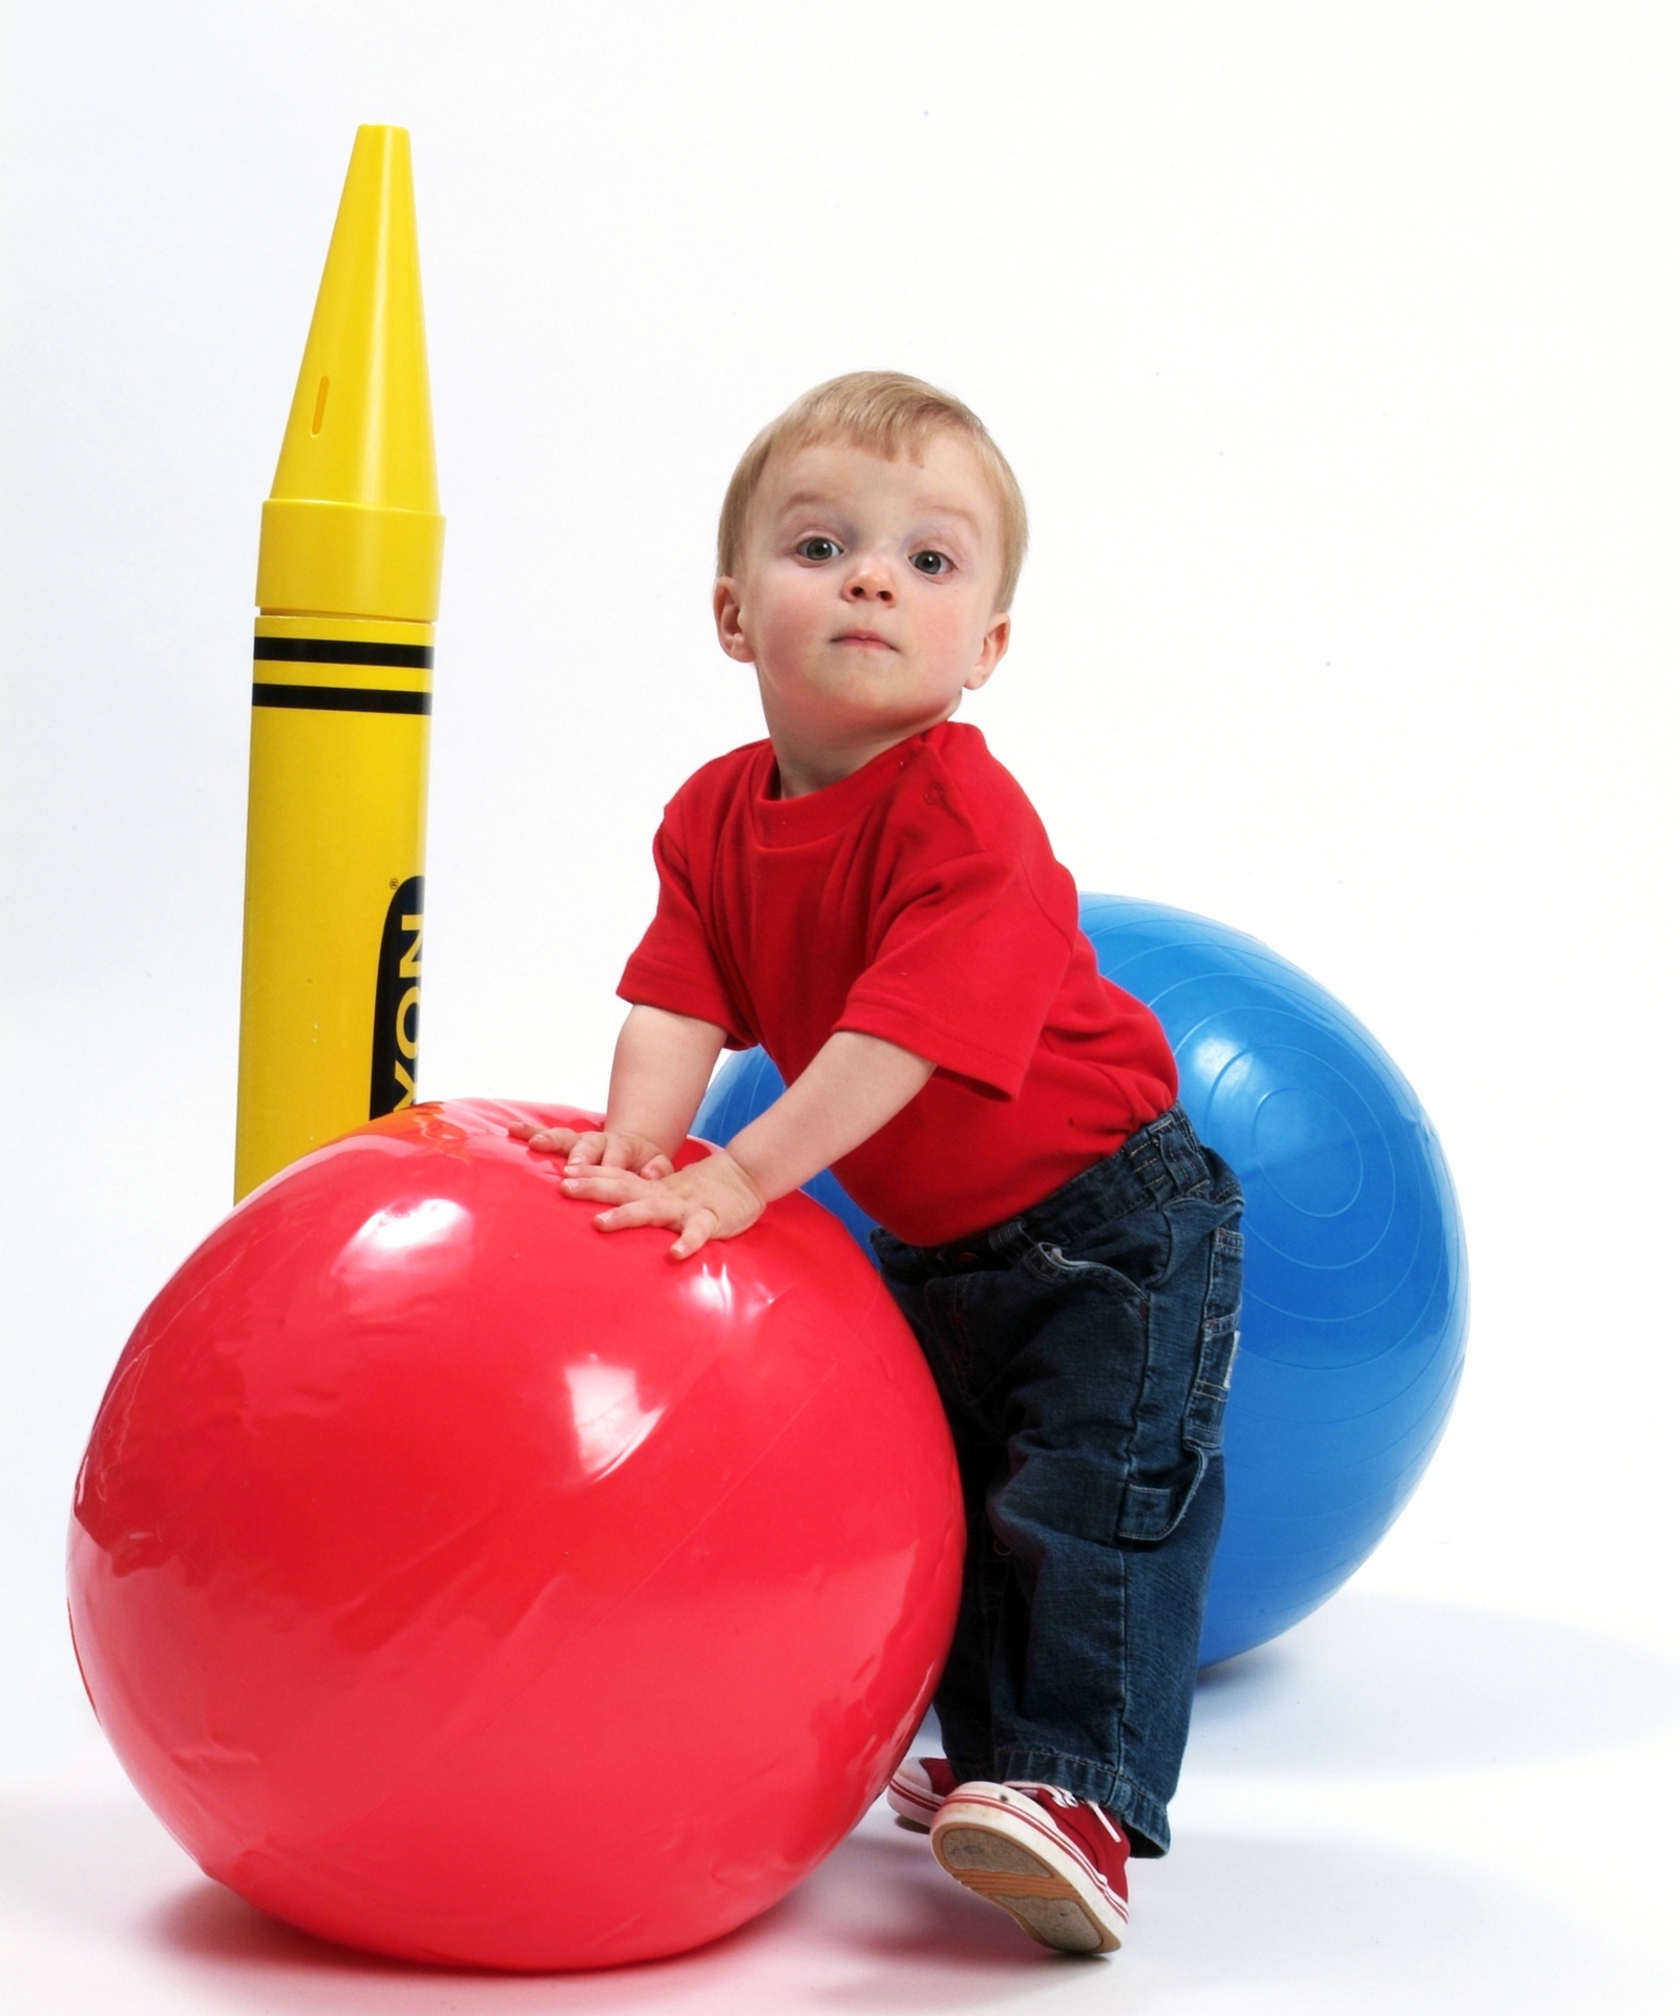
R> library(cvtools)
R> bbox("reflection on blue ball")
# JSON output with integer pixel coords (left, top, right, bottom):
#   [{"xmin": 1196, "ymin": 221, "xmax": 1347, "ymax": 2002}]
[{"xmin": 695, "ymin": 895, "xmax": 1469, "ymax": 1667}]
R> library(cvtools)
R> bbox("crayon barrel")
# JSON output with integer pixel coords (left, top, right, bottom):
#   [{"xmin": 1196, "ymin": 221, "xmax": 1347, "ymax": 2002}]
[{"xmin": 235, "ymin": 615, "xmax": 431, "ymax": 1199}]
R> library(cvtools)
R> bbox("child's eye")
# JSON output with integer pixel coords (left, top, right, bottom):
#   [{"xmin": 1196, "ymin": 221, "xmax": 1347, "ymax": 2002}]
[
  {"xmin": 910, "ymin": 550, "xmax": 953, "ymax": 576},
  {"xmin": 795, "ymin": 537, "xmax": 841, "ymax": 562}
]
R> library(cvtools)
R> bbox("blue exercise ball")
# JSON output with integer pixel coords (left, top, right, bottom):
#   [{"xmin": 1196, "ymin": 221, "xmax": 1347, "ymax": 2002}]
[{"xmin": 694, "ymin": 894, "xmax": 1469, "ymax": 1668}]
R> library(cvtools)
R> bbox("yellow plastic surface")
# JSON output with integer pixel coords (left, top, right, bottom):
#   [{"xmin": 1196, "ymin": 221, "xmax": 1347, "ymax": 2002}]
[
  {"xmin": 235, "ymin": 620, "xmax": 431, "ymax": 1200},
  {"xmin": 256, "ymin": 125, "xmax": 444, "ymax": 621},
  {"xmin": 235, "ymin": 126, "xmax": 443, "ymax": 1199}
]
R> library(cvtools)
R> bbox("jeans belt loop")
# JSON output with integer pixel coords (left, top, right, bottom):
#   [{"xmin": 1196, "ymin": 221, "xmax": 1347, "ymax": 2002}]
[{"xmin": 1125, "ymin": 1130, "xmax": 1166, "ymax": 1206}]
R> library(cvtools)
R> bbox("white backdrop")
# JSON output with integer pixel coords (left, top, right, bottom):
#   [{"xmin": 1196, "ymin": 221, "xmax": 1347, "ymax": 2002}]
[{"xmin": 4, "ymin": 5, "xmax": 1677, "ymax": 2010}]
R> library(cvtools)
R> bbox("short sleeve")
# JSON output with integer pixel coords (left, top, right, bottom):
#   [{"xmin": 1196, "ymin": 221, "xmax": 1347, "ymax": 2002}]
[
  {"xmin": 616, "ymin": 808, "xmax": 754, "ymax": 1047},
  {"xmin": 837, "ymin": 852, "xmax": 1072, "ymax": 1097}
]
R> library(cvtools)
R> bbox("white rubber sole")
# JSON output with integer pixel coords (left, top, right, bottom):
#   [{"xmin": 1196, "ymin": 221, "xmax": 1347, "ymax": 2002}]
[
  {"xmin": 930, "ymin": 1783, "xmax": 1127, "ymax": 1956},
  {"xmin": 885, "ymin": 1760, "xmax": 943, "ymax": 1831}
]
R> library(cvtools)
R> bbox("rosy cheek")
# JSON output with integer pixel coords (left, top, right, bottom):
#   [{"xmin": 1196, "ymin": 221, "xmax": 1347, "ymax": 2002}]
[
  {"xmin": 918, "ymin": 602, "xmax": 970, "ymax": 660},
  {"xmin": 755, "ymin": 579, "xmax": 828, "ymax": 664}
]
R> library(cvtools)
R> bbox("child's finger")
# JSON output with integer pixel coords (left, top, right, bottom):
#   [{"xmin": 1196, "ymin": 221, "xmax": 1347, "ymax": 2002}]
[
  {"xmin": 560, "ymin": 1170, "xmax": 643, "ymax": 1202},
  {"xmin": 592, "ymin": 1196, "xmax": 676, "ymax": 1234},
  {"xmin": 521, "ymin": 1126, "xmax": 583, "ymax": 1156},
  {"xmin": 637, "ymin": 1154, "xmax": 675, "ymax": 1180},
  {"xmin": 669, "ymin": 1208, "xmax": 719, "ymax": 1260}
]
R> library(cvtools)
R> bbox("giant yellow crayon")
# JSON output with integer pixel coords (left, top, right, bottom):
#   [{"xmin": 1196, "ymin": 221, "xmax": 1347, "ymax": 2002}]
[{"xmin": 234, "ymin": 126, "xmax": 444, "ymax": 1199}]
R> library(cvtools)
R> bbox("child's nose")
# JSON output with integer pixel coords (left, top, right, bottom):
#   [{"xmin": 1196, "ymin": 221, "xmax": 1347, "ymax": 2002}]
[{"xmin": 844, "ymin": 560, "xmax": 895, "ymax": 603}]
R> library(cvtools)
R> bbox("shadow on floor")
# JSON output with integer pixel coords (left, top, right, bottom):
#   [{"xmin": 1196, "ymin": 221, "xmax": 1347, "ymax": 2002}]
[
  {"xmin": 6, "ymin": 1790, "xmax": 1671, "ymax": 2014},
  {"xmin": 1189, "ymin": 1589, "xmax": 1679, "ymax": 1776},
  {"xmin": 8, "ymin": 1594, "xmax": 1676, "ymax": 2011}
]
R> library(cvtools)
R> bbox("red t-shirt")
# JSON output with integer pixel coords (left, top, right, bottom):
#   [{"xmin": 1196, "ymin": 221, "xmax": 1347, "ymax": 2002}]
[{"xmin": 618, "ymin": 722, "xmax": 1177, "ymax": 1246}]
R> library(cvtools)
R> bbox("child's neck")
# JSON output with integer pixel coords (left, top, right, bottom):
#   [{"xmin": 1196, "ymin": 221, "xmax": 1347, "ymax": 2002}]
[
  {"xmin": 769, "ymin": 745, "xmax": 878, "ymax": 800},
  {"xmin": 766, "ymin": 716, "xmax": 957, "ymax": 800}
]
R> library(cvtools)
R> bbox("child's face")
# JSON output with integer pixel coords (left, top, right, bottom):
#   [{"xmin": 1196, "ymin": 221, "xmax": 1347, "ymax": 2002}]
[{"xmin": 714, "ymin": 434, "xmax": 1011, "ymax": 784}]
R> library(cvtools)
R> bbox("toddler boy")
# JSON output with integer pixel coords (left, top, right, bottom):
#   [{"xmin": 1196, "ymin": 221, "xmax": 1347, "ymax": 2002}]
[{"xmin": 516, "ymin": 372, "xmax": 1243, "ymax": 1956}]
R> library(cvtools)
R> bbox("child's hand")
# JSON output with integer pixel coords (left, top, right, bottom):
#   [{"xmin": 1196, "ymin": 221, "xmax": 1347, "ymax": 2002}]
[
  {"xmin": 508, "ymin": 1121, "xmax": 673, "ymax": 1182},
  {"xmin": 559, "ymin": 1148, "xmax": 766, "ymax": 1261}
]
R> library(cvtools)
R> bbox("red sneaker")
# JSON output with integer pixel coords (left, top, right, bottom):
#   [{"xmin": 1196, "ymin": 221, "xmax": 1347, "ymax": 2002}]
[
  {"xmin": 930, "ymin": 1781, "xmax": 1130, "ymax": 1955},
  {"xmin": 886, "ymin": 1754, "xmax": 958, "ymax": 1830}
]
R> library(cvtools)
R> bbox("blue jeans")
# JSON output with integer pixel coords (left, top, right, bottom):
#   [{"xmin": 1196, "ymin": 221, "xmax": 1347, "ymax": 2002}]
[{"xmin": 871, "ymin": 1105, "xmax": 1243, "ymax": 1855}]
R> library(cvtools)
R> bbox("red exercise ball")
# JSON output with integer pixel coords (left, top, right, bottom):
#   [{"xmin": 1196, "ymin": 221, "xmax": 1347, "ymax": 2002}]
[{"xmin": 68, "ymin": 1100, "xmax": 963, "ymax": 1970}]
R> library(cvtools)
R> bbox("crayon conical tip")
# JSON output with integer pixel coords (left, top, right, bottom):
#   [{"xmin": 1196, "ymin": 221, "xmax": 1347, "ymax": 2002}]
[{"xmin": 258, "ymin": 126, "xmax": 445, "ymax": 622}]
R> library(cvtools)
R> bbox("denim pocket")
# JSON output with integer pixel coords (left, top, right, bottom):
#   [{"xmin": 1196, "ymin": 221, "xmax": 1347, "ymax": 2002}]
[
  {"xmin": 1022, "ymin": 1197, "xmax": 1169, "ymax": 1303},
  {"xmin": 1110, "ymin": 1217, "xmax": 1241, "ymax": 1544},
  {"xmin": 1023, "ymin": 1236, "xmax": 1205, "ymax": 1545},
  {"xmin": 1023, "ymin": 1242, "xmax": 1147, "ymax": 1305},
  {"xmin": 1185, "ymin": 1225, "xmax": 1243, "ymax": 1453}
]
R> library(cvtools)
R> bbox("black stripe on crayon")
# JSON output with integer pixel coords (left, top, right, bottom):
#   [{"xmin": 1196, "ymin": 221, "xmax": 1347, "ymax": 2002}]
[
  {"xmin": 254, "ymin": 637, "xmax": 434, "ymax": 669},
  {"xmin": 252, "ymin": 682, "xmax": 432, "ymax": 715}
]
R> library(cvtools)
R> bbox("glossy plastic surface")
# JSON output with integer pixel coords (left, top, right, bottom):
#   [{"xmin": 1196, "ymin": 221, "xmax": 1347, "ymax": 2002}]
[
  {"xmin": 695, "ymin": 895, "xmax": 1468, "ymax": 1669},
  {"xmin": 69, "ymin": 1101, "xmax": 963, "ymax": 1970},
  {"xmin": 258, "ymin": 124, "xmax": 444, "ymax": 619},
  {"xmin": 235, "ymin": 616, "xmax": 431, "ymax": 1199},
  {"xmin": 238, "ymin": 124, "xmax": 443, "ymax": 1200}
]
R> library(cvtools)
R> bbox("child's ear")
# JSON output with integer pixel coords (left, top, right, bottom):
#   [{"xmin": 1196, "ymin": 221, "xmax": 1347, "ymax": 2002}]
[
  {"xmin": 964, "ymin": 610, "xmax": 1011, "ymax": 691},
  {"xmin": 714, "ymin": 578, "xmax": 756, "ymax": 664}
]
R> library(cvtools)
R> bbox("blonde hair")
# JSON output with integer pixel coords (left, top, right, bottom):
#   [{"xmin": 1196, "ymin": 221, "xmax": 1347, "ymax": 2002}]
[{"xmin": 717, "ymin": 371, "xmax": 1029, "ymax": 610}]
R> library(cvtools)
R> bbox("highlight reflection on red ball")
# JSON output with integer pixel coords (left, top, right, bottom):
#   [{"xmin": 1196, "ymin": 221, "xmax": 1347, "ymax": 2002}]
[{"xmin": 68, "ymin": 1100, "xmax": 963, "ymax": 1971}]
